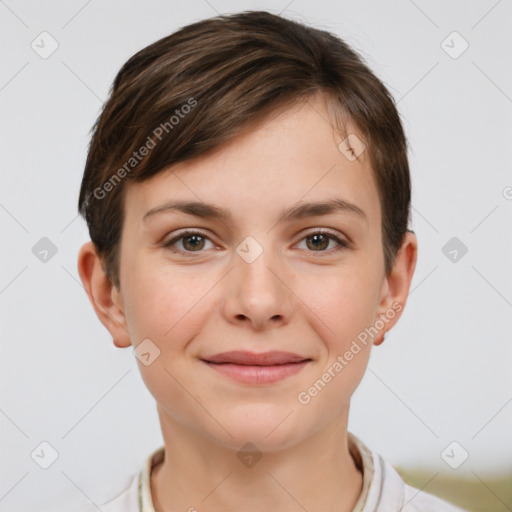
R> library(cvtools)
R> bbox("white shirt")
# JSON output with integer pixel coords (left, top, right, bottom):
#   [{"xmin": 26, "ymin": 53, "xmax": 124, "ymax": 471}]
[{"xmin": 89, "ymin": 433, "xmax": 467, "ymax": 512}]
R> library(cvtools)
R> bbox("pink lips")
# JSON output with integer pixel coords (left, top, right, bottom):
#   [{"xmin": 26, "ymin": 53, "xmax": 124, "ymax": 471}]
[{"xmin": 201, "ymin": 351, "xmax": 311, "ymax": 385}]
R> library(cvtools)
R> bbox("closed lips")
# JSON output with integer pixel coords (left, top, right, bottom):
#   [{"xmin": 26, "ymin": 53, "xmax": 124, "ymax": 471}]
[{"xmin": 202, "ymin": 351, "xmax": 311, "ymax": 366}]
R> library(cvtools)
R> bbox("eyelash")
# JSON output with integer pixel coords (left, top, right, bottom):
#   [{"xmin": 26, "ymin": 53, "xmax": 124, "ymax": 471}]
[{"xmin": 162, "ymin": 229, "xmax": 350, "ymax": 257}]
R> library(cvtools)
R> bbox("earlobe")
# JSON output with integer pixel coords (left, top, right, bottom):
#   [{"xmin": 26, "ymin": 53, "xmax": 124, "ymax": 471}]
[
  {"xmin": 373, "ymin": 332, "xmax": 385, "ymax": 346},
  {"xmin": 77, "ymin": 241, "xmax": 132, "ymax": 348}
]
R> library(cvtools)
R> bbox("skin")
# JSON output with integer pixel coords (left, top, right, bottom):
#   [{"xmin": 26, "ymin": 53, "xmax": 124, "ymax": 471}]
[{"xmin": 78, "ymin": 93, "xmax": 417, "ymax": 512}]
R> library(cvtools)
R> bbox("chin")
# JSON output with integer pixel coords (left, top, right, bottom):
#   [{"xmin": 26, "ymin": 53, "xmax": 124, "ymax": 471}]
[{"xmin": 210, "ymin": 404, "xmax": 304, "ymax": 452}]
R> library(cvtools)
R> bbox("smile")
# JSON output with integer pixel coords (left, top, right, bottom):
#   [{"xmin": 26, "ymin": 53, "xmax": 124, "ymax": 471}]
[{"xmin": 200, "ymin": 351, "xmax": 312, "ymax": 385}]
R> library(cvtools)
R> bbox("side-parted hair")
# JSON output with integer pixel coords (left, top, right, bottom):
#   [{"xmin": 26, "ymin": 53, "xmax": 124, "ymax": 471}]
[{"xmin": 78, "ymin": 10, "xmax": 411, "ymax": 289}]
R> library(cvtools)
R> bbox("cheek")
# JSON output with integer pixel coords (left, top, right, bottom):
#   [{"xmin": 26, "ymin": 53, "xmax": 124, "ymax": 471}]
[
  {"xmin": 124, "ymin": 267, "xmax": 213, "ymax": 422},
  {"xmin": 295, "ymin": 337, "xmax": 371, "ymax": 426},
  {"xmin": 301, "ymin": 267, "xmax": 380, "ymax": 349},
  {"xmin": 123, "ymin": 260, "xmax": 209, "ymax": 341}
]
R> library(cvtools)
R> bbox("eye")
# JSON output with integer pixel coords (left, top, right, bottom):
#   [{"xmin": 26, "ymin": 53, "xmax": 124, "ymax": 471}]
[
  {"xmin": 162, "ymin": 229, "xmax": 350, "ymax": 257},
  {"xmin": 162, "ymin": 230, "xmax": 215, "ymax": 255},
  {"xmin": 296, "ymin": 230, "xmax": 350, "ymax": 254}
]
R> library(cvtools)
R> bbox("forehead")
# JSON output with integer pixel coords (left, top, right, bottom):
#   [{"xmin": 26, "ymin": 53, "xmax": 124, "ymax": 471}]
[{"xmin": 123, "ymin": 95, "xmax": 381, "ymax": 230}]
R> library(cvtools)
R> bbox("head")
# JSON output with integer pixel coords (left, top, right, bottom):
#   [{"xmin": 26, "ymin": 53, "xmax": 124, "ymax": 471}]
[{"xmin": 78, "ymin": 11, "xmax": 417, "ymax": 451}]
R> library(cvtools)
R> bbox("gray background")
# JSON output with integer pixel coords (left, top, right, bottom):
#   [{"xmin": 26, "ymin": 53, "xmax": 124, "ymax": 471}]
[{"xmin": 1, "ymin": 0, "xmax": 511, "ymax": 510}]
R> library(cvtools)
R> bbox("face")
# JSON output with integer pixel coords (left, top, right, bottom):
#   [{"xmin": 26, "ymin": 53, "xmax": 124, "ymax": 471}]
[{"xmin": 108, "ymin": 95, "xmax": 402, "ymax": 451}]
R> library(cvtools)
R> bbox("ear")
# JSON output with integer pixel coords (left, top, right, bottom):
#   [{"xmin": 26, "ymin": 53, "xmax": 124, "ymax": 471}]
[
  {"xmin": 77, "ymin": 241, "xmax": 132, "ymax": 348},
  {"xmin": 373, "ymin": 230, "xmax": 418, "ymax": 346}
]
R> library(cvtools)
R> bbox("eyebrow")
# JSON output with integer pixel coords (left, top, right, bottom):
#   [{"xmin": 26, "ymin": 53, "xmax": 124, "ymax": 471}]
[{"xmin": 142, "ymin": 198, "xmax": 367, "ymax": 225}]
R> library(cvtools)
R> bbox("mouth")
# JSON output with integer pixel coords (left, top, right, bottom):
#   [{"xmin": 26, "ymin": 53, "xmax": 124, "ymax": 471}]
[{"xmin": 200, "ymin": 351, "xmax": 312, "ymax": 385}]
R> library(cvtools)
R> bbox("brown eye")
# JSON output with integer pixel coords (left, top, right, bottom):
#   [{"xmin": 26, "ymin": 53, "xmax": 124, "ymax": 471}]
[
  {"xmin": 297, "ymin": 230, "xmax": 349, "ymax": 254},
  {"xmin": 305, "ymin": 233, "xmax": 330, "ymax": 251},
  {"xmin": 182, "ymin": 234, "xmax": 206, "ymax": 251},
  {"xmin": 163, "ymin": 230, "xmax": 214, "ymax": 255}
]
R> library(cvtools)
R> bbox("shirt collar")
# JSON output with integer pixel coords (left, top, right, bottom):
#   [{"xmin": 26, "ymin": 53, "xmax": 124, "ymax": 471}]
[
  {"xmin": 138, "ymin": 432, "xmax": 374, "ymax": 512},
  {"xmin": 139, "ymin": 444, "xmax": 164, "ymax": 512}
]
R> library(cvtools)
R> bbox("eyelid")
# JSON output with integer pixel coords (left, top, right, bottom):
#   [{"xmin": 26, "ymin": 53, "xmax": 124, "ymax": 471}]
[{"xmin": 300, "ymin": 227, "xmax": 348, "ymax": 242}]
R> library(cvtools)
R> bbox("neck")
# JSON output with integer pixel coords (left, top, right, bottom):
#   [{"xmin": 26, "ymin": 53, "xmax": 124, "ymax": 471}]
[{"xmin": 150, "ymin": 407, "xmax": 363, "ymax": 512}]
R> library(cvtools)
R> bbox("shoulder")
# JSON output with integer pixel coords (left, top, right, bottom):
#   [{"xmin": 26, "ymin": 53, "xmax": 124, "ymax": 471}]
[
  {"xmin": 402, "ymin": 480, "xmax": 468, "ymax": 511},
  {"xmin": 102, "ymin": 473, "xmax": 140, "ymax": 511},
  {"xmin": 349, "ymin": 433, "xmax": 467, "ymax": 512},
  {"xmin": 77, "ymin": 473, "xmax": 140, "ymax": 512},
  {"xmin": 370, "ymin": 453, "xmax": 468, "ymax": 512}
]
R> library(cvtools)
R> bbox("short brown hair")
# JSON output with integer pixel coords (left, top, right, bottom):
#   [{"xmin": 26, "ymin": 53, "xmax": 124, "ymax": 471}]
[{"xmin": 78, "ymin": 10, "xmax": 411, "ymax": 290}]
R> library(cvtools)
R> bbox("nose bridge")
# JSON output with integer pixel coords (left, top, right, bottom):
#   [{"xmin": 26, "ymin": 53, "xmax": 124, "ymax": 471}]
[
  {"xmin": 239, "ymin": 245, "xmax": 278, "ymax": 292},
  {"xmin": 225, "ymin": 234, "xmax": 293, "ymax": 328}
]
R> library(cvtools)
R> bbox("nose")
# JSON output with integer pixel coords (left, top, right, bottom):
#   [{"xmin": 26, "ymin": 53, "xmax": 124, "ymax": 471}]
[{"xmin": 221, "ymin": 244, "xmax": 294, "ymax": 331}]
